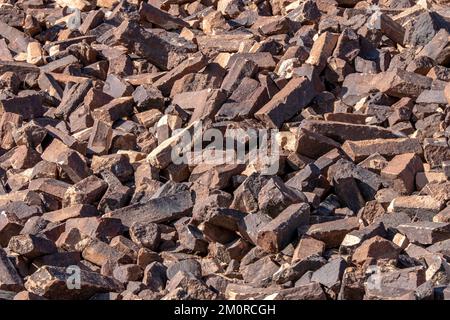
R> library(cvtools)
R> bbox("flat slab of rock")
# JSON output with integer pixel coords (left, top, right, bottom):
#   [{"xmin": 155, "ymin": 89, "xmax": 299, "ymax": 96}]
[
  {"xmin": 25, "ymin": 266, "xmax": 123, "ymax": 300},
  {"xmin": 0, "ymin": 248, "xmax": 23, "ymax": 292},
  {"xmin": 306, "ymin": 217, "xmax": 360, "ymax": 248},
  {"xmin": 342, "ymin": 138, "xmax": 423, "ymax": 163},
  {"xmin": 389, "ymin": 195, "xmax": 444, "ymax": 221},
  {"xmin": 105, "ymin": 191, "xmax": 193, "ymax": 227},
  {"xmin": 255, "ymin": 77, "xmax": 317, "ymax": 128}
]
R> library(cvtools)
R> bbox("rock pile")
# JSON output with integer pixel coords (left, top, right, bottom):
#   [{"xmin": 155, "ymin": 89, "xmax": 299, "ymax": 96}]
[{"xmin": 1, "ymin": 0, "xmax": 450, "ymax": 300}]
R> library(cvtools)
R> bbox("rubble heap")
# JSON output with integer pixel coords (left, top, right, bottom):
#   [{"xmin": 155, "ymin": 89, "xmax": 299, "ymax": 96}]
[{"xmin": 1, "ymin": 0, "xmax": 450, "ymax": 300}]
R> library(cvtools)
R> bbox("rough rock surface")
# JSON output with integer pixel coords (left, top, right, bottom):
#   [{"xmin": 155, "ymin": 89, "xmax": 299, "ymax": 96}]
[{"xmin": 1, "ymin": 0, "xmax": 450, "ymax": 301}]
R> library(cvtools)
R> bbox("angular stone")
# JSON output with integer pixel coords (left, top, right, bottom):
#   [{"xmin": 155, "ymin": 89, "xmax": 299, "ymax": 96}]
[
  {"xmin": 333, "ymin": 27, "xmax": 360, "ymax": 63},
  {"xmin": 237, "ymin": 213, "xmax": 272, "ymax": 246},
  {"xmin": 328, "ymin": 159, "xmax": 385, "ymax": 201},
  {"xmin": 377, "ymin": 69, "xmax": 432, "ymax": 98},
  {"xmin": 177, "ymin": 222, "xmax": 208, "ymax": 254},
  {"xmin": 241, "ymin": 256, "xmax": 279, "ymax": 286},
  {"xmin": 257, "ymin": 203, "xmax": 310, "ymax": 253},
  {"xmin": 255, "ymin": 77, "xmax": 317, "ymax": 128},
  {"xmin": 55, "ymin": 80, "xmax": 93, "ymax": 120},
  {"xmin": 42, "ymin": 205, "xmax": 98, "ymax": 223},
  {"xmin": 79, "ymin": 9, "xmax": 104, "ymax": 34},
  {"xmin": 25, "ymin": 266, "xmax": 122, "ymax": 300},
  {"xmin": 306, "ymin": 217, "xmax": 360, "ymax": 248},
  {"xmin": 87, "ymin": 120, "xmax": 113, "ymax": 156},
  {"xmin": 166, "ymin": 259, "xmax": 202, "ymax": 280},
  {"xmin": 0, "ymin": 145, "xmax": 41, "ymax": 170},
  {"xmin": 280, "ymin": 128, "xmax": 340, "ymax": 159},
  {"xmin": 292, "ymin": 236, "xmax": 326, "ymax": 263},
  {"xmin": 129, "ymin": 222, "xmax": 161, "ymax": 251},
  {"xmin": 231, "ymin": 173, "xmax": 269, "ymax": 214},
  {"xmin": 306, "ymin": 32, "xmax": 339, "ymax": 71},
  {"xmin": 423, "ymin": 138, "xmax": 450, "ymax": 169},
  {"xmin": 0, "ymin": 248, "xmax": 23, "ymax": 292},
  {"xmin": 113, "ymin": 264, "xmax": 143, "ymax": 283},
  {"xmin": 365, "ymin": 266, "xmax": 426, "ymax": 300},
  {"xmin": 153, "ymin": 52, "xmax": 208, "ymax": 96},
  {"xmin": 352, "ymin": 236, "xmax": 401, "ymax": 265},
  {"xmin": 98, "ymin": 171, "xmax": 132, "ymax": 213},
  {"xmin": 227, "ymin": 53, "xmax": 276, "ymax": 71},
  {"xmin": 389, "ymin": 195, "xmax": 444, "ymax": 221},
  {"xmin": 0, "ymin": 94, "xmax": 45, "ymax": 121},
  {"xmin": 63, "ymin": 175, "xmax": 107, "ymax": 207},
  {"xmin": 379, "ymin": 13, "xmax": 405, "ymax": 45},
  {"xmin": 434, "ymin": 207, "xmax": 450, "ymax": 224},
  {"xmin": 398, "ymin": 222, "xmax": 450, "ymax": 245},
  {"xmin": 164, "ymin": 270, "xmax": 217, "ymax": 299},
  {"xmin": 342, "ymin": 138, "xmax": 422, "ymax": 163},
  {"xmin": 142, "ymin": 261, "xmax": 167, "ymax": 291},
  {"xmin": 341, "ymin": 220, "xmax": 384, "ymax": 247},
  {"xmin": 114, "ymin": 20, "xmax": 196, "ymax": 71},
  {"xmin": 65, "ymin": 217, "xmax": 122, "ymax": 243},
  {"xmin": 381, "ymin": 153, "xmax": 424, "ymax": 195},
  {"xmin": 273, "ymin": 255, "xmax": 326, "ymax": 285},
  {"xmin": 28, "ymin": 178, "xmax": 71, "ymax": 200},
  {"xmin": 139, "ymin": 2, "xmax": 189, "ymax": 30},
  {"xmin": 147, "ymin": 121, "xmax": 199, "ymax": 169},
  {"xmin": 0, "ymin": 212, "xmax": 23, "ymax": 247},
  {"xmin": 258, "ymin": 176, "xmax": 306, "ymax": 218},
  {"xmin": 91, "ymin": 154, "xmax": 133, "ymax": 183},
  {"xmin": 311, "ymin": 257, "xmax": 347, "ymax": 292},
  {"xmin": 221, "ymin": 58, "xmax": 257, "ymax": 94},
  {"xmin": 132, "ymin": 84, "xmax": 164, "ymax": 112},
  {"xmin": 91, "ymin": 97, "xmax": 134, "ymax": 124},
  {"xmin": 82, "ymin": 239, "xmax": 132, "ymax": 267},
  {"xmin": 8, "ymin": 234, "xmax": 57, "ymax": 259},
  {"xmin": 0, "ymin": 21, "xmax": 32, "ymax": 52},
  {"xmin": 302, "ymin": 120, "xmax": 398, "ymax": 143},
  {"xmin": 270, "ymin": 282, "xmax": 326, "ymax": 300},
  {"xmin": 392, "ymin": 233, "xmax": 410, "ymax": 250},
  {"xmin": 404, "ymin": 11, "xmax": 450, "ymax": 47},
  {"xmin": 197, "ymin": 33, "xmax": 255, "ymax": 53}
]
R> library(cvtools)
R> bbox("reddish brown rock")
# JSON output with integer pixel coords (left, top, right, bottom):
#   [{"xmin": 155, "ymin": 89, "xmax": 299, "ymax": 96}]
[
  {"xmin": 381, "ymin": 153, "xmax": 424, "ymax": 195},
  {"xmin": 25, "ymin": 266, "xmax": 123, "ymax": 300},
  {"xmin": 256, "ymin": 203, "xmax": 310, "ymax": 253},
  {"xmin": 292, "ymin": 236, "xmax": 326, "ymax": 263},
  {"xmin": 255, "ymin": 77, "xmax": 317, "ymax": 128},
  {"xmin": 0, "ymin": 0, "xmax": 448, "ymax": 301},
  {"xmin": 352, "ymin": 236, "xmax": 401, "ymax": 265},
  {"xmin": 306, "ymin": 217, "xmax": 360, "ymax": 248}
]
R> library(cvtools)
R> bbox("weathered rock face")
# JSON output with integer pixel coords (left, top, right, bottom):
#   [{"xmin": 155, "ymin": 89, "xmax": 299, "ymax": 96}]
[
  {"xmin": 1, "ymin": 0, "xmax": 450, "ymax": 302},
  {"xmin": 24, "ymin": 266, "xmax": 123, "ymax": 300},
  {"xmin": 364, "ymin": 267, "xmax": 426, "ymax": 300},
  {"xmin": 0, "ymin": 248, "xmax": 23, "ymax": 292}
]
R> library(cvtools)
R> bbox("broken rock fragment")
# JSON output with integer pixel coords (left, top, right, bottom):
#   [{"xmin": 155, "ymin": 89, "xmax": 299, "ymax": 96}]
[
  {"xmin": 8, "ymin": 234, "xmax": 57, "ymax": 259},
  {"xmin": 352, "ymin": 236, "xmax": 401, "ymax": 265},
  {"xmin": 255, "ymin": 77, "xmax": 317, "ymax": 128},
  {"xmin": 257, "ymin": 203, "xmax": 310, "ymax": 253},
  {"xmin": 381, "ymin": 153, "xmax": 423, "ymax": 194},
  {"xmin": 0, "ymin": 0, "xmax": 449, "ymax": 301},
  {"xmin": 0, "ymin": 248, "xmax": 23, "ymax": 292},
  {"xmin": 25, "ymin": 266, "xmax": 123, "ymax": 300},
  {"xmin": 306, "ymin": 217, "xmax": 360, "ymax": 248}
]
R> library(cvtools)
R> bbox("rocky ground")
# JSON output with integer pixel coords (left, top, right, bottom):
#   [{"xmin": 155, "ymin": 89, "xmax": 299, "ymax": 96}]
[{"xmin": 1, "ymin": 0, "xmax": 450, "ymax": 300}]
